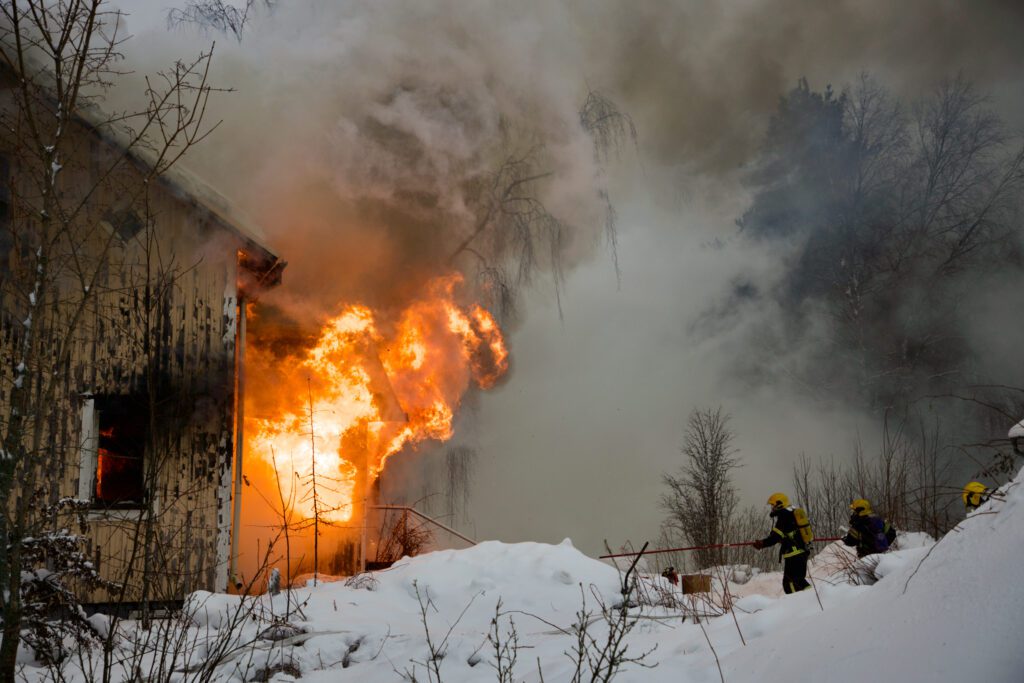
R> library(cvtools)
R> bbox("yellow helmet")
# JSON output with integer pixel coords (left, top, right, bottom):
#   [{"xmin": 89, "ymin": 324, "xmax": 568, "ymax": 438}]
[
  {"xmin": 850, "ymin": 498, "xmax": 872, "ymax": 516},
  {"xmin": 963, "ymin": 481, "xmax": 988, "ymax": 506},
  {"xmin": 767, "ymin": 492, "xmax": 789, "ymax": 509}
]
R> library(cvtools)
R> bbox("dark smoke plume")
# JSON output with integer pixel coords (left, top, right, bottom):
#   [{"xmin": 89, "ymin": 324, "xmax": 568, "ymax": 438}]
[{"xmin": 112, "ymin": 0, "xmax": 1024, "ymax": 553}]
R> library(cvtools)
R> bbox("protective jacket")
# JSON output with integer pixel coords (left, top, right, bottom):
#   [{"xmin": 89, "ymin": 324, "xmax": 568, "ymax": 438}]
[
  {"xmin": 842, "ymin": 513, "xmax": 896, "ymax": 558},
  {"xmin": 759, "ymin": 507, "xmax": 807, "ymax": 561}
]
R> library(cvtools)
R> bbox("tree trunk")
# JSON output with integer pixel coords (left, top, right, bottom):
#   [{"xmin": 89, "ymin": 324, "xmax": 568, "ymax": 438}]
[{"xmin": 0, "ymin": 540, "xmax": 23, "ymax": 677}]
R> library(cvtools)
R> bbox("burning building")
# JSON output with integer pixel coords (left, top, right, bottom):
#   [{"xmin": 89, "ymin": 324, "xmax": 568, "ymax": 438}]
[
  {"xmin": 0, "ymin": 58, "xmax": 284, "ymax": 605},
  {"xmin": 0, "ymin": 32, "xmax": 515, "ymax": 608},
  {"xmin": 236, "ymin": 273, "xmax": 508, "ymax": 583}
]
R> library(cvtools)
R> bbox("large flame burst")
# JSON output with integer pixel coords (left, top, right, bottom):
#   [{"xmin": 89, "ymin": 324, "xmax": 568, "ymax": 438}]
[{"xmin": 248, "ymin": 274, "xmax": 508, "ymax": 522}]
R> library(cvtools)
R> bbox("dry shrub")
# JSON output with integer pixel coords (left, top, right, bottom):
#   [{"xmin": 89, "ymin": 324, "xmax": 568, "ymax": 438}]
[{"xmin": 377, "ymin": 511, "xmax": 434, "ymax": 564}]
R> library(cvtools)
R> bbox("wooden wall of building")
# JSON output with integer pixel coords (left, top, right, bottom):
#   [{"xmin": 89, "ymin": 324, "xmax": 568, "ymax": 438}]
[{"xmin": 0, "ymin": 85, "xmax": 252, "ymax": 604}]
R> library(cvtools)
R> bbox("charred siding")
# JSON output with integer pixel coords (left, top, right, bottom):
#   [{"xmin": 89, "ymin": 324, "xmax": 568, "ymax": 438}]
[{"xmin": 0, "ymin": 86, "xmax": 278, "ymax": 603}]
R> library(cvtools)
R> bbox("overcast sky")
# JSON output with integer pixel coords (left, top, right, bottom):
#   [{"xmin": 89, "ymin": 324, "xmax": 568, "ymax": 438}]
[{"xmin": 118, "ymin": 0, "xmax": 1024, "ymax": 557}]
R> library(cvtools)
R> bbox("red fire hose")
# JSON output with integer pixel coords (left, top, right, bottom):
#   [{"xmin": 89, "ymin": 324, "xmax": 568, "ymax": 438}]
[{"xmin": 599, "ymin": 537, "xmax": 844, "ymax": 560}]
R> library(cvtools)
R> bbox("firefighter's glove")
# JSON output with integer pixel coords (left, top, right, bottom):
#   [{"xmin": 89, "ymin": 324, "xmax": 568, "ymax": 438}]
[{"xmin": 752, "ymin": 540, "xmax": 764, "ymax": 549}]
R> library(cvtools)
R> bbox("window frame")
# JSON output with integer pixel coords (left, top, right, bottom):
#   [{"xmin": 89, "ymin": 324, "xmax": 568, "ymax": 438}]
[{"xmin": 78, "ymin": 394, "xmax": 151, "ymax": 515}]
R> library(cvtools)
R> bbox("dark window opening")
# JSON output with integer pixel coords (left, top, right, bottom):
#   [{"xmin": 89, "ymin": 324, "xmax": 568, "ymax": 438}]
[
  {"xmin": 105, "ymin": 208, "xmax": 144, "ymax": 242},
  {"xmin": 94, "ymin": 395, "xmax": 148, "ymax": 508}
]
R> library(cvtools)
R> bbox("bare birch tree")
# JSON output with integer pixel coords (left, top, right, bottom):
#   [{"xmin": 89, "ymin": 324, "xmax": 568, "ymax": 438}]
[
  {"xmin": 0, "ymin": 1, "xmax": 221, "ymax": 674},
  {"xmin": 168, "ymin": 0, "xmax": 276, "ymax": 42}
]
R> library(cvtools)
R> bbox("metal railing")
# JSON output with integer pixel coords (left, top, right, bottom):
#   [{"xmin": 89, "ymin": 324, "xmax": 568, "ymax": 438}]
[{"xmin": 369, "ymin": 505, "xmax": 477, "ymax": 546}]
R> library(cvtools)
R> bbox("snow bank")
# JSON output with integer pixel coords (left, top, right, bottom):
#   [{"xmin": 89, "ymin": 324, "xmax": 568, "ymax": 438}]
[
  {"xmin": 20, "ymin": 474, "xmax": 1024, "ymax": 682},
  {"xmin": 724, "ymin": 477, "xmax": 1024, "ymax": 682},
  {"xmin": 292, "ymin": 539, "xmax": 629, "ymax": 679}
]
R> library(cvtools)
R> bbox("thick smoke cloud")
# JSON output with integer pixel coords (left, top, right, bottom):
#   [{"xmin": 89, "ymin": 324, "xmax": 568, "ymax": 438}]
[
  {"xmin": 584, "ymin": 0, "xmax": 1024, "ymax": 173},
  {"xmin": 117, "ymin": 0, "xmax": 1024, "ymax": 556},
  {"xmin": 120, "ymin": 0, "xmax": 1024, "ymax": 313},
  {"xmin": 122, "ymin": 0, "xmax": 619, "ymax": 328}
]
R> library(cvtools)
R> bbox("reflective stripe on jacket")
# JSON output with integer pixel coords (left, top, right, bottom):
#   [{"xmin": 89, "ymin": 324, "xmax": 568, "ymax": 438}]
[{"xmin": 760, "ymin": 507, "xmax": 807, "ymax": 560}]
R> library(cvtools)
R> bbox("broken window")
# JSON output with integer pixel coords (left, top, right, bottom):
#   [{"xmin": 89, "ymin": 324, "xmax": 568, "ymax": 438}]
[
  {"xmin": 82, "ymin": 394, "xmax": 149, "ymax": 508},
  {"xmin": 104, "ymin": 207, "xmax": 144, "ymax": 242}
]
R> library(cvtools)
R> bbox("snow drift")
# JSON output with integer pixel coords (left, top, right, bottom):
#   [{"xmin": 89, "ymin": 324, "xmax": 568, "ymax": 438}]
[{"xmin": 19, "ymin": 468, "xmax": 1024, "ymax": 682}]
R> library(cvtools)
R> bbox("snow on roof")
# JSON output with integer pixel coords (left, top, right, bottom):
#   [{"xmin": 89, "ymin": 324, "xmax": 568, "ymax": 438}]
[{"xmin": 1010, "ymin": 418, "xmax": 1024, "ymax": 439}]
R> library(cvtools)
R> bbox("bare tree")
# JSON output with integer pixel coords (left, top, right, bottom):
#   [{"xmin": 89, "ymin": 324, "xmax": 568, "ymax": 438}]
[
  {"xmin": 0, "ymin": 1, "xmax": 221, "ymax": 675},
  {"xmin": 660, "ymin": 407, "xmax": 740, "ymax": 568},
  {"xmin": 722, "ymin": 504, "xmax": 774, "ymax": 572},
  {"xmin": 456, "ymin": 88, "xmax": 636, "ymax": 321},
  {"xmin": 168, "ymin": 0, "xmax": 276, "ymax": 42},
  {"xmin": 738, "ymin": 74, "xmax": 1024, "ymax": 416},
  {"xmin": 792, "ymin": 452, "xmax": 852, "ymax": 541},
  {"xmin": 791, "ymin": 414, "xmax": 967, "ymax": 542},
  {"xmin": 176, "ymin": 5, "xmax": 638, "ymax": 325}
]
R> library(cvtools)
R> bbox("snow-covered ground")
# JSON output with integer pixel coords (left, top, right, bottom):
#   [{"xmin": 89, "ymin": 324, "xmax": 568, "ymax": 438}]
[{"xmin": 21, "ymin": 470, "xmax": 1024, "ymax": 682}]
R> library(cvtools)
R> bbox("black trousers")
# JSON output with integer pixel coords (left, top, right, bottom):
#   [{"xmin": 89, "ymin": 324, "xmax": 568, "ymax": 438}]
[{"xmin": 782, "ymin": 553, "xmax": 810, "ymax": 594}]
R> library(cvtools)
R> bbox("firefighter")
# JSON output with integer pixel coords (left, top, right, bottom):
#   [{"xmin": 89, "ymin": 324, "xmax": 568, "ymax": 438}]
[
  {"xmin": 751, "ymin": 492, "xmax": 809, "ymax": 594},
  {"xmin": 661, "ymin": 566, "xmax": 679, "ymax": 586},
  {"xmin": 962, "ymin": 481, "xmax": 991, "ymax": 512},
  {"xmin": 842, "ymin": 499, "xmax": 897, "ymax": 558}
]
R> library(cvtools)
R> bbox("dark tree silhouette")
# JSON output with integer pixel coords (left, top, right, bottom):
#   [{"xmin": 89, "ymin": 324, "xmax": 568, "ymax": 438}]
[{"xmin": 738, "ymin": 75, "xmax": 1024, "ymax": 414}]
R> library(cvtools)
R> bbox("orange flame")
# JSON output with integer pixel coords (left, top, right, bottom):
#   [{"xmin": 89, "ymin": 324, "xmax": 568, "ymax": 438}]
[{"xmin": 247, "ymin": 274, "xmax": 507, "ymax": 523}]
